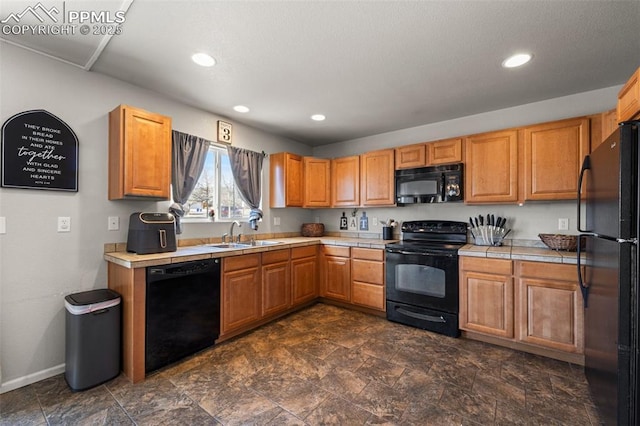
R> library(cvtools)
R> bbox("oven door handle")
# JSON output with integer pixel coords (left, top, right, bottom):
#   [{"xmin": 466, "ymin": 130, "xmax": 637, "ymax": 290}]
[
  {"xmin": 396, "ymin": 307, "xmax": 446, "ymax": 323},
  {"xmin": 386, "ymin": 249, "xmax": 454, "ymax": 258}
]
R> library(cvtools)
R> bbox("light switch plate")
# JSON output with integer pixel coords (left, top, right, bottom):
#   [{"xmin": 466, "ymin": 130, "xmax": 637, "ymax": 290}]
[{"xmin": 58, "ymin": 216, "xmax": 71, "ymax": 232}]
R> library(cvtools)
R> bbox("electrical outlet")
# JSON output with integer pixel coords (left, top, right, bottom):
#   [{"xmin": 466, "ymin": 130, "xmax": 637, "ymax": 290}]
[
  {"xmin": 108, "ymin": 216, "xmax": 120, "ymax": 231},
  {"xmin": 0, "ymin": 217, "xmax": 5, "ymax": 234},
  {"xmin": 558, "ymin": 218, "xmax": 569, "ymax": 231},
  {"xmin": 273, "ymin": 217, "xmax": 280, "ymax": 226},
  {"xmin": 58, "ymin": 216, "xmax": 71, "ymax": 232}
]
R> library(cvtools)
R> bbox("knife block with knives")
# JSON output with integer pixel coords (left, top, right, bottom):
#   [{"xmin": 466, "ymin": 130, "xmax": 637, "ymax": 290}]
[{"xmin": 468, "ymin": 214, "xmax": 511, "ymax": 246}]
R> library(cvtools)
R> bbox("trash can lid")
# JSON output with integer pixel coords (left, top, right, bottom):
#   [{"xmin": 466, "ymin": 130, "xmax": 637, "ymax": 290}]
[{"xmin": 65, "ymin": 289, "xmax": 120, "ymax": 306}]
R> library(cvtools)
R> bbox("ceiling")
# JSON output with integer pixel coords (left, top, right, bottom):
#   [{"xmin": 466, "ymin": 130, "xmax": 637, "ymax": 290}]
[{"xmin": 1, "ymin": 1, "xmax": 639, "ymax": 146}]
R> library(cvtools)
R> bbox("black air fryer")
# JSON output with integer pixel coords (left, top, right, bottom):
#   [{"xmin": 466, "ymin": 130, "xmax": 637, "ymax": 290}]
[{"xmin": 126, "ymin": 212, "xmax": 177, "ymax": 254}]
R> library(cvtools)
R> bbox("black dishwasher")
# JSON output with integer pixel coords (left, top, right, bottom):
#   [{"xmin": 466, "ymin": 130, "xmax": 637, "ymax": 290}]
[{"xmin": 146, "ymin": 259, "xmax": 220, "ymax": 373}]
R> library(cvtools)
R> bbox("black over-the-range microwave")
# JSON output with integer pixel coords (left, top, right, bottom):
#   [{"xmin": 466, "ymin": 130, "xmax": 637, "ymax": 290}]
[{"xmin": 395, "ymin": 163, "xmax": 463, "ymax": 205}]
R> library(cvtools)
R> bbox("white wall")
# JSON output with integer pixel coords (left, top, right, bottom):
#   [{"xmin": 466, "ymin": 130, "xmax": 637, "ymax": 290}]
[
  {"xmin": 0, "ymin": 44, "xmax": 313, "ymax": 392},
  {"xmin": 311, "ymin": 85, "xmax": 621, "ymax": 240}
]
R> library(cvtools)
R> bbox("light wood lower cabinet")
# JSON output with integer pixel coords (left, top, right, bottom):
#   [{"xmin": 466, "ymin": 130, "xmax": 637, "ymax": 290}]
[
  {"xmin": 516, "ymin": 261, "xmax": 584, "ymax": 354},
  {"xmin": 321, "ymin": 246, "xmax": 351, "ymax": 302},
  {"xmin": 261, "ymin": 249, "xmax": 291, "ymax": 317},
  {"xmin": 222, "ymin": 254, "xmax": 261, "ymax": 335},
  {"xmin": 460, "ymin": 255, "xmax": 585, "ymax": 363},
  {"xmin": 351, "ymin": 248, "xmax": 385, "ymax": 311},
  {"xmin": 459, "ymin": 257, "xmax": 514, "ymax": 338},
  {"xmin": 291, "ymin": 246, "xmax": 318, "ymax": 306}
]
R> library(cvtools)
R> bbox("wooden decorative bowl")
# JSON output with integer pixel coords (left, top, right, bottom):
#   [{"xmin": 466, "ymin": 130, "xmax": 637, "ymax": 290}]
[{"xmin": 301, "ymin": 223, "xmax": 324, "ymax": 237}]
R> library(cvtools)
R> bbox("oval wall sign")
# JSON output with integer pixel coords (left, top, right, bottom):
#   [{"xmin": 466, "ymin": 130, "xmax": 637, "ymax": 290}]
[{"xmin": 1, "ymin": 109, "xmax": 78, "ymax": 192}]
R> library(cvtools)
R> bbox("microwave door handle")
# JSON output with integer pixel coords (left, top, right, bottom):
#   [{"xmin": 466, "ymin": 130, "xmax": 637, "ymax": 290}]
[{"xmin": 440, "ymin": 173, "xmax": 446, "ymax": 201}]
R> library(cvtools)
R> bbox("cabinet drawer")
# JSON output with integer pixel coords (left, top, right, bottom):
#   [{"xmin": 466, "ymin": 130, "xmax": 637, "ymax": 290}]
[
  {"xmin": 262, "ymin": 249, "xmax": 291, "ymax": 265},
  {"xmin": 352, "ymin": 247, "xmax": 384, "ymax": 261},
  {"xmin": 352, "ymin": 281, "xmax": 385, "ymax": 310},
  {"xmin": 460, "ymin": 256, "xmax": 512, "ymax": 275},
  {"xmin": 516, "ymin": 261, "xmax": 578, "ymax": 282},
  {"xmin": 352, "ymin": 259, "xmax": 384, "ymax": 285},
  {"xmin": 323, "ymin": 246, "xmax": 350, "ymax": 257},
  {"xmin": 292, "ymin": 245, "xmax": 317, "ymax": 259},
  {"xmin": 223, "ymin": 254, "xmax": 260, "ymax": 272}
]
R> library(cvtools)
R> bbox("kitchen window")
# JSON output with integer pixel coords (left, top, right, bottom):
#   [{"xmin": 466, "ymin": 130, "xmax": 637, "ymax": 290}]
[{"xmin": 183, "ymin": 144, "xmax": 250, "ymax": 221}]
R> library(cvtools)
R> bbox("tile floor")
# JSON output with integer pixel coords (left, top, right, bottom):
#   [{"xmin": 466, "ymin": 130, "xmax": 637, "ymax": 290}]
[{"xmin": 1, "ymin": 303, "xmax": 602, "ymax": 425}]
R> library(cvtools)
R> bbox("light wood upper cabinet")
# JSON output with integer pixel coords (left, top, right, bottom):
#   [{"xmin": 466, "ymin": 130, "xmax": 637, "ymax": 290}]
[
  {"xmin": 523, "ymin": 117, "xmax": 589, "ymax": 201},
  {"xmin": 460, "ymin": 257, "xmax": 514, "ymax": 338},
  {"xmin": 395, "ymin": 143, "xmax": 426, "ymax": 169},
  {"xmin": 590, "ymin": 109, "xmax": 618, "ymax": 152},
  {"xmin": 331, "ymin": 155, "xmax": 360, "ymax": 207},
  {"xmin": 303, "ymin": 157, "xmax": 331, "ymax": 207},
  {"xmin": 108, "ymin": 104, "xmax": 172, "ymax": 200},
  {"xmin": 464, "ymin": 130, "xmax": 519, "ymax": 203},
  {"xmin": 360, "ymin": 149, "xmax": 395, "ymax": 206},
  {"xmin": 618, "ymin": 66, "xmax": 640, "ymax": 122},
  {"xmin": 516, "ymin": 261, "xmax": 584, "ymax": 354},
  {"xmin": 270, "ymin": 152, "xmax": 304, "ymax": 208},
  {"xmin": 427, "ymin": 138, "xmax": 463, "ymax": 165}
]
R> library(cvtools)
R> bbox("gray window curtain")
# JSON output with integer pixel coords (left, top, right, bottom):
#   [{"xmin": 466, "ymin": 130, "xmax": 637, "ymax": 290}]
[
  {"xmin": 226, "ymin": 146, "xmax": 265, "ymax": 230},
  {"xmin": 169, "ymin": 130, "xmax": 210, "ymax": 234}
]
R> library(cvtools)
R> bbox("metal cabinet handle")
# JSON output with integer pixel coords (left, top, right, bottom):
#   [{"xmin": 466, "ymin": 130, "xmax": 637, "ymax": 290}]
[{"xmin": 396, "ymin": 307, "xmax": 446, "ymax": 323}]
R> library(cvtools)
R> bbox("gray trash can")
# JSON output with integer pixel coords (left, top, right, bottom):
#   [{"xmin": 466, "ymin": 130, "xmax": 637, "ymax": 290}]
[{"xmin": 64, "ymin": 289, "xmax": 121, "ymax": 391}]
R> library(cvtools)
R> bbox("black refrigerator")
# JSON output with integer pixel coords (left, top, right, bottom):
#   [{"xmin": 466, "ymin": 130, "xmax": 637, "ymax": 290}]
[{"xmin": 578, "ymin": 120, "xmax": 640, "ymax": 425}]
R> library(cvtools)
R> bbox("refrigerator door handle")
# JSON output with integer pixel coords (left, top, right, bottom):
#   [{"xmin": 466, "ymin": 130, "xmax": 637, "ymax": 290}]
[
  {"xmin": 576, "ymin": 236, "xmax": 589, "ymax": 308},
  {"xmin": 577, "ymin": 155, "xmax": 591, "ymax": 233}
]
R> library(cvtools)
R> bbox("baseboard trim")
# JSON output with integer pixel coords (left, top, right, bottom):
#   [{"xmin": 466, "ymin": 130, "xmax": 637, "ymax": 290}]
[{"xmin": 0, "ymin": 363, "xmax": 65, "ymax": 394}]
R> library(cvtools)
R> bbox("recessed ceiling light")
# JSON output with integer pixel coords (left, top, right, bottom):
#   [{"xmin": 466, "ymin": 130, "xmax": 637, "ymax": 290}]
[
  {"xmin": 311, "ymin": 114, "xmax": 326, "ymax": 121},
  {"xmin": 191, "ymin": 52, "xmax": 215, "ymax": 67},
  {"xmin": 502, "ymin": 53, "xmax": 532, "ymax": 68},
  {"xmin": 233, "ymin": 105, "xmax": 250, "ymax": 113}
]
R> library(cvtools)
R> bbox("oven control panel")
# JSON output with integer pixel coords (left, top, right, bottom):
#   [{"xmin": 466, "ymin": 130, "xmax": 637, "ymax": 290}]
[{"xmin": 401, "ymin": 220, "xmax": 467, "ymax": 234}]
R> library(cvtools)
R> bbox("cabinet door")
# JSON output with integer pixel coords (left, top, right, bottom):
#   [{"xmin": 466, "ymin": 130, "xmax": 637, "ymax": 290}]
[
  {"xmin": 262, "ymin": 261, "xmax": 291, "ymax": 317},
  {"xmin": 322, "ymin": 255, "xmax": 351, "ymax": 301},
  {"xmin": 109, "ymin": 105, "xmax": 171, "ymax": 200},
  {"xmin": 361, "ymin": 149, "xmax": 395, "ymax": 206},
  {"xmin": 303, "ymin": 157, "xmax": 331, "ymax": 207},
  {"xmin": 523, "ymin": 117, "xmax": 589, "ymax": 201},
  {"xmin": 395, "ymin": 144, "xmax": 426, "ymax": 169},
  {"xmin": 331, "ymin": 156, "xmax": 360, "ymax": 207},
  {"xmin": 460, "ymin": 257, "xmax": 513, "ymax": 338},
  {"xmin": 618, "ymin": 67, "xmax": 640, "ymax": 122},
  {"xmin": 222, "ymin": 266, "xmax": 261, "ymax": 334},
  {"xmin": 270, "ymin": 152, "xmax": 303, "ymax": 207},
  {"xmin": 427, "ymin": 138, "xmax": 463, "ymax": 165},
  {"xmin": 291, "ymin": 256, "xmax": 318, "ymax": 306},
  {"xmin": 516, "ymin": 262, "xmax": 584, "ymax": 353},
  {"xmin": 464, "ymin": 130, "xmax": 518, "ymax": 203}
]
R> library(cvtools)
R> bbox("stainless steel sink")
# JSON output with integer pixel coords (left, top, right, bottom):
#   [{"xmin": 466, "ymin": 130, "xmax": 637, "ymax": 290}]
[
  {"xmin": 207, "ymin": 243, "xmax": 251, "ymax": 249},
  {"xmin": 249, "ymin": 240, "xmax": 281, "ymax": 246}
]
